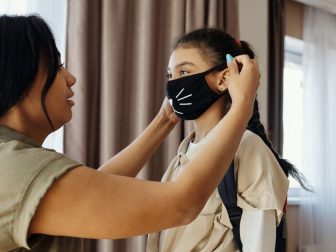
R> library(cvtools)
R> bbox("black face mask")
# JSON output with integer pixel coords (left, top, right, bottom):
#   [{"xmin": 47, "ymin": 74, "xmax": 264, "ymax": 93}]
[{"xmin": 166, "ymin": 64, "xmax": 226, "ymax": 120}]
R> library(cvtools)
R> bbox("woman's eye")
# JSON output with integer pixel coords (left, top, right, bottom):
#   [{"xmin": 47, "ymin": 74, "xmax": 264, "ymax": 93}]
[{"xmin": 58, "ymin": 63, "xmax": 65, "ymax": 71}]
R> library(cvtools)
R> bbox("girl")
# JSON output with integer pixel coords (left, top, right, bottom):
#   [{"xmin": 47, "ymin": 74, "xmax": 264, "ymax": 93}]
[
  {"xmin": 147, "ymin": 28, "xmax": 307, "ymax": 252},
  {"xmin": 0, "ymin": 16, "xmax": 259, "ymax": 251}
]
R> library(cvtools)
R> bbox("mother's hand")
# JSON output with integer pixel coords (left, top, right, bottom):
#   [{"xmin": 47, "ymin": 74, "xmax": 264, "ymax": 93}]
[
  {"xmin": 227, "ymin": 54, "xmax": 260, "ymax": 110},
  {"xmin": 159, "ymin": 97, "xmax": 180, "ymax": 124}
]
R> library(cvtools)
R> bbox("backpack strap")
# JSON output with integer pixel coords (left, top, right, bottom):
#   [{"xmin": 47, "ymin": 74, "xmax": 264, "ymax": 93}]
[
  {"xmin": 275, "ymin": 215, "xmax": 287, "ymax": 252},
  {"xmin": 218, "ymin": 161, "xmax": 288, "ymax": 252},
  {"xmin": 217, "ymin": 161, "xmax": 243, "ymax": 252}
]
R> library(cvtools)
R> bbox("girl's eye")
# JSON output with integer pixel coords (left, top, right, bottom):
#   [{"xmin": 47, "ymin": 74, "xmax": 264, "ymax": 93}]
[
  {"xmin": 166, "ymin": 70, "xmax": 190, "ymax": 80},
  {"xmin": 180, "ymin": 70, "xmax": 189, "ymax": 76}
]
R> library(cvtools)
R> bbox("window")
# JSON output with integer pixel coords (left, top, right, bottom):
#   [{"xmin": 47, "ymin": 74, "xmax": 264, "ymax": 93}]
[
  {"xmin": 283, "ymin": 36, "xmax": 304, "ymax": 198},
  {"xmin": 0, "ymin": 0, "xmax": 67, "ymax": 153}
]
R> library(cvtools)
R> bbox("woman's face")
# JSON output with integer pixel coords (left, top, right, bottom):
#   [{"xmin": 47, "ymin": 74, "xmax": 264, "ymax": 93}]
[
  {"xmin": 23, "ymin": 62, "xmax": 76, "ymax": 131},
  {"xmin": 45, "ymin": 66, "xmax": 76, "ymax": 129},
  {"xmin": 167, "ymin": 47, "xmax": 227, "ymax": 92}
]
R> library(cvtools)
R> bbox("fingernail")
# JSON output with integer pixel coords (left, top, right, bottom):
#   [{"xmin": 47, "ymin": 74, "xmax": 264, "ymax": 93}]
[{"xmin": 226, "ymin": 54, "xmax": 234, "ymax": 64}]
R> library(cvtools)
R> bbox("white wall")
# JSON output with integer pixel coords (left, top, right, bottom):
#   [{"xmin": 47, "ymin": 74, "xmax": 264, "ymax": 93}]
[{"xmin": 238, "ymin": 0, "xmax": 269, "ymax": 129}]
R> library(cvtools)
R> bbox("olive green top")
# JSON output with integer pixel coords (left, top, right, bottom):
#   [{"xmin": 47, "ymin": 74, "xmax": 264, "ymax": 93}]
[{"xmin": 0, "ymin": 126, "xmax": 83, "ymax": 252}]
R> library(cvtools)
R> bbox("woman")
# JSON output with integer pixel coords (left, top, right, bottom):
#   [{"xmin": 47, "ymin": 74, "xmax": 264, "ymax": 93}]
[
  {"xmin": 0, "ymin": 16, "xmax": 260, "ymax": 251},
  {"xmin": 147, "ymin": 28, "xmax": 308, "ymax": 252}
]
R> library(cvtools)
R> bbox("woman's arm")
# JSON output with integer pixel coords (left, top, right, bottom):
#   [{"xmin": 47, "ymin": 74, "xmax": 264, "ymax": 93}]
[
  {"xmin": 29, "ymin": 102, "xmax": 251, "ymax": 240},
  {"xmin": 29, "ymin": 55, "xmax": 260, "ymax": 239},
  {"xmin": 98, "ymin": 98, "xmax": 178, "ymax": 177}
]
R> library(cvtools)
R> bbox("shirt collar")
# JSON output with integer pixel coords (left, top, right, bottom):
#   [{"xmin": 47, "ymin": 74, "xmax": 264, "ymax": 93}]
[
  {"xmin": 0, "ymin": 125, "xmax": 41, "ymax": 147},
  {"xmin": 177, "ymin": 119, "xmax": 224, "ymax": 156},
  {"xmin": 177, "ymin": 131, "xmax": 195, "ymax": 155}
]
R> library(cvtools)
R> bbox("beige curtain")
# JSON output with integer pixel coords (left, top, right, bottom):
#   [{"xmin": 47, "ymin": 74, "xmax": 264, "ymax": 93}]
[
  {"xmin": 268, "ymin": 0, "xmax": 285, "ymax": 155},
  {"xmin": 65, "ymin": 0, "xmax": 238, "ymax": 251}
]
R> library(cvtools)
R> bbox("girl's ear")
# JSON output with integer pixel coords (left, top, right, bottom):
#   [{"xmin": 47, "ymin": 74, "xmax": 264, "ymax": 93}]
[{"xmin": 217, "ymin": 68, "xmax": 230, "ymax": 93}]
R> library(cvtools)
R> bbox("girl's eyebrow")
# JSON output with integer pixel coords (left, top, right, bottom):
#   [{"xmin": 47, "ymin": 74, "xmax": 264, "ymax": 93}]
[{"xmin": 167, "ymin": 61, "xmax": 195, "ymax": 72}]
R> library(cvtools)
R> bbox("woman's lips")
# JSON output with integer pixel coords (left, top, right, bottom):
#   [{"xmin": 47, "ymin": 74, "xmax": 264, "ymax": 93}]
[{"xmin": 67, "ymin": 99, "xmax": 75, "ymax": 106}]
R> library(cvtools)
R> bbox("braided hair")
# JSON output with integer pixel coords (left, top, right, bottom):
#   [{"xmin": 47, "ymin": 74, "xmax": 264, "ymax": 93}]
[{"xmin": 173, "ymin": 27, "xmax": 311, "ymax": 191}]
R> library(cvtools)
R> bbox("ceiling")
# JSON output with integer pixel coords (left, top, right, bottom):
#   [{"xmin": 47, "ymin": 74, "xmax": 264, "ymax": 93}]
[{"xmin": 294, "ymin": 0, "xmax": 336, "ymax": 15}]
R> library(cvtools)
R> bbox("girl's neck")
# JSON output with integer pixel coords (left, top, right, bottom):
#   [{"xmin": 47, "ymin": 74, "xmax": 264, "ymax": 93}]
[{"xmin": 192, "ymin": 97, "xmax": 227, "ymax": 143}]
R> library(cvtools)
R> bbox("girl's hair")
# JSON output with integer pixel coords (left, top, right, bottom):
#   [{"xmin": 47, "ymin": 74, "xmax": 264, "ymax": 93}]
[
  {"xmin": 0, "ymin": 15, "xmax": 61, "ymax": 129},
  {"xmin": 173, "ymin": 27, "xmax": 311, "ymax": 191}
]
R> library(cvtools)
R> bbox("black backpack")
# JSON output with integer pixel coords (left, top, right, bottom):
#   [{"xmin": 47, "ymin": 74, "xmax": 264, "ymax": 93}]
[{"xmin": 217, "ymin": 161, "xmax": 287, "ymax": 252}]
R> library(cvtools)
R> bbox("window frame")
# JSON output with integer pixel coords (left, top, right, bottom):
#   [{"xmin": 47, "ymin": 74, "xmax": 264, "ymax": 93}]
[{"xmin": 283, "ymin": 35, "xmax": 305, "ymax": 204}]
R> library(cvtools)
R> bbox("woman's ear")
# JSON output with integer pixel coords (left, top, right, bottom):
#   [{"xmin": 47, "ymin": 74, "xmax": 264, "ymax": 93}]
[{"xmin": 217, "ymin": 68, "xmax": 230, "ymax": 93}]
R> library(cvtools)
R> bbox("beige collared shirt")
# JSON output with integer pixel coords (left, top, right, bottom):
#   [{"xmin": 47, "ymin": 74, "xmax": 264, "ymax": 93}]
[{"xmin": 146, "ymin": 129, "xmax": 289, "ymax": 252}]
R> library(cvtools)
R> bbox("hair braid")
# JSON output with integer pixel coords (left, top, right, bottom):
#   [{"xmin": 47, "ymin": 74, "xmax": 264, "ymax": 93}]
[{"xmin": 247, "ymin": 100, "xmax": 313, "ymax": 191}]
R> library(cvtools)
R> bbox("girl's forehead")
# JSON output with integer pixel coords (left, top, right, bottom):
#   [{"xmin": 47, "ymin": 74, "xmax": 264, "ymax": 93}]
[
  {"xmin": 168, "ymin": 47, "xmax": 210, "ymax": 69},
  {"xmin": 171, "ymin": 47, "xmax": 202, "ymax": 59}
]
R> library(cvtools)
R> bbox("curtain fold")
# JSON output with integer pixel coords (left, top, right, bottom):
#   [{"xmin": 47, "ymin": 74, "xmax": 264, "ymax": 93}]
[
  {"xmin": 299, "ymin": 6, "xmax": 336, "ymax": 252},
  {"xmin": 268, "ymin": 0, "xmax": 285, "ymax": 154},
  {"xmin": 65, "ymin": 1, "xmax": 238, "ymax": 251}
]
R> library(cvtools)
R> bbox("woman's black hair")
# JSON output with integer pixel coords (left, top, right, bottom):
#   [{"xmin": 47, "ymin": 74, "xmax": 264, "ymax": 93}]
[
  {"xmin": 0, "ymin": 14, "xmax": 61, "ymax": 130},
  {"xmin": 173, "ymin": 27, "xmax": 312, "ymax": 191}
]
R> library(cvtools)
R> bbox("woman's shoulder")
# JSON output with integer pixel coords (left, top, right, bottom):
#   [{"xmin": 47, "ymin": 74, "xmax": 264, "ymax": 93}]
[
  {"xmin": 0, "ymin": 140, "xmax": 80, "ymax": 190},
  {"xmin": 0, "ymin": 140, "xmax": 81, "ymax": 251},
  {"xmin": 1, "ymin": 139, "xmax": 69, "ymax": 167}
]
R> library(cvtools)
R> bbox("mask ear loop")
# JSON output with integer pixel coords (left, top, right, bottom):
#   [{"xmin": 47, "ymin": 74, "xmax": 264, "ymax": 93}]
[
  {"xmin": 204, "ymin": 63, "xmax": 227, "ymax": 75},
  {"xmin": 203, "ymin": 64, "xmax": 228, "ymax": 95}
]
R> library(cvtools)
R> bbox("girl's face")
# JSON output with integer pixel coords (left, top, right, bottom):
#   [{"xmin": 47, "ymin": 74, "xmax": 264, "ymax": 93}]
[
  {"xmin": 167, "ymin": 47, "xmax": 228, "ymax": 93},
  {"xmin": 22, "ymin": 62, "xmax": 76, "ymax": 131}
]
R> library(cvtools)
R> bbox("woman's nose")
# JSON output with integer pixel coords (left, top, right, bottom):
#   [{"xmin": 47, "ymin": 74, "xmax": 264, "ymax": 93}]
[{"xmin": 66, "ymin": 70, "xmax": 76, "ymax": 87}]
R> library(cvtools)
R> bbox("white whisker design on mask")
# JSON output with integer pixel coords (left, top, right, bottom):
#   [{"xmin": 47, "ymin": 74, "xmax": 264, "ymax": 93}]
[
  {"xmin": 180, "ymin": 103, "xmax": 192, "ymax": 106},
  {"xmin": 175, "ymin": 88, "xmax": 184, "ymax": 99},
  {"xmin": 169, "ymin": 98, "xmax": 184, "ymax": 114},
  {"xmin": 177, "ymin": 94, "xmax": 192, "ymax": 101}
]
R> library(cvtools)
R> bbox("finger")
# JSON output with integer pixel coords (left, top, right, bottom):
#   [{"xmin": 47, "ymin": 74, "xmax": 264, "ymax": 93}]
[
  {"xmin": 250, "ymin": 59, "xmax": 261, "ymax": 80},
  {"xmin": 233, "ymin": 55, "xmax": 256, "ymax": 76},
  {"xmin": 251, "ymin": 59, "xmax": 259, "ymax": 71},
  {"xmin": 234, "ymin": 54, "xmax": 252, "ymax": 64},
  {"xmin": 227, "ymin": 57, "xmax": 239, "ymax": 78}
]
